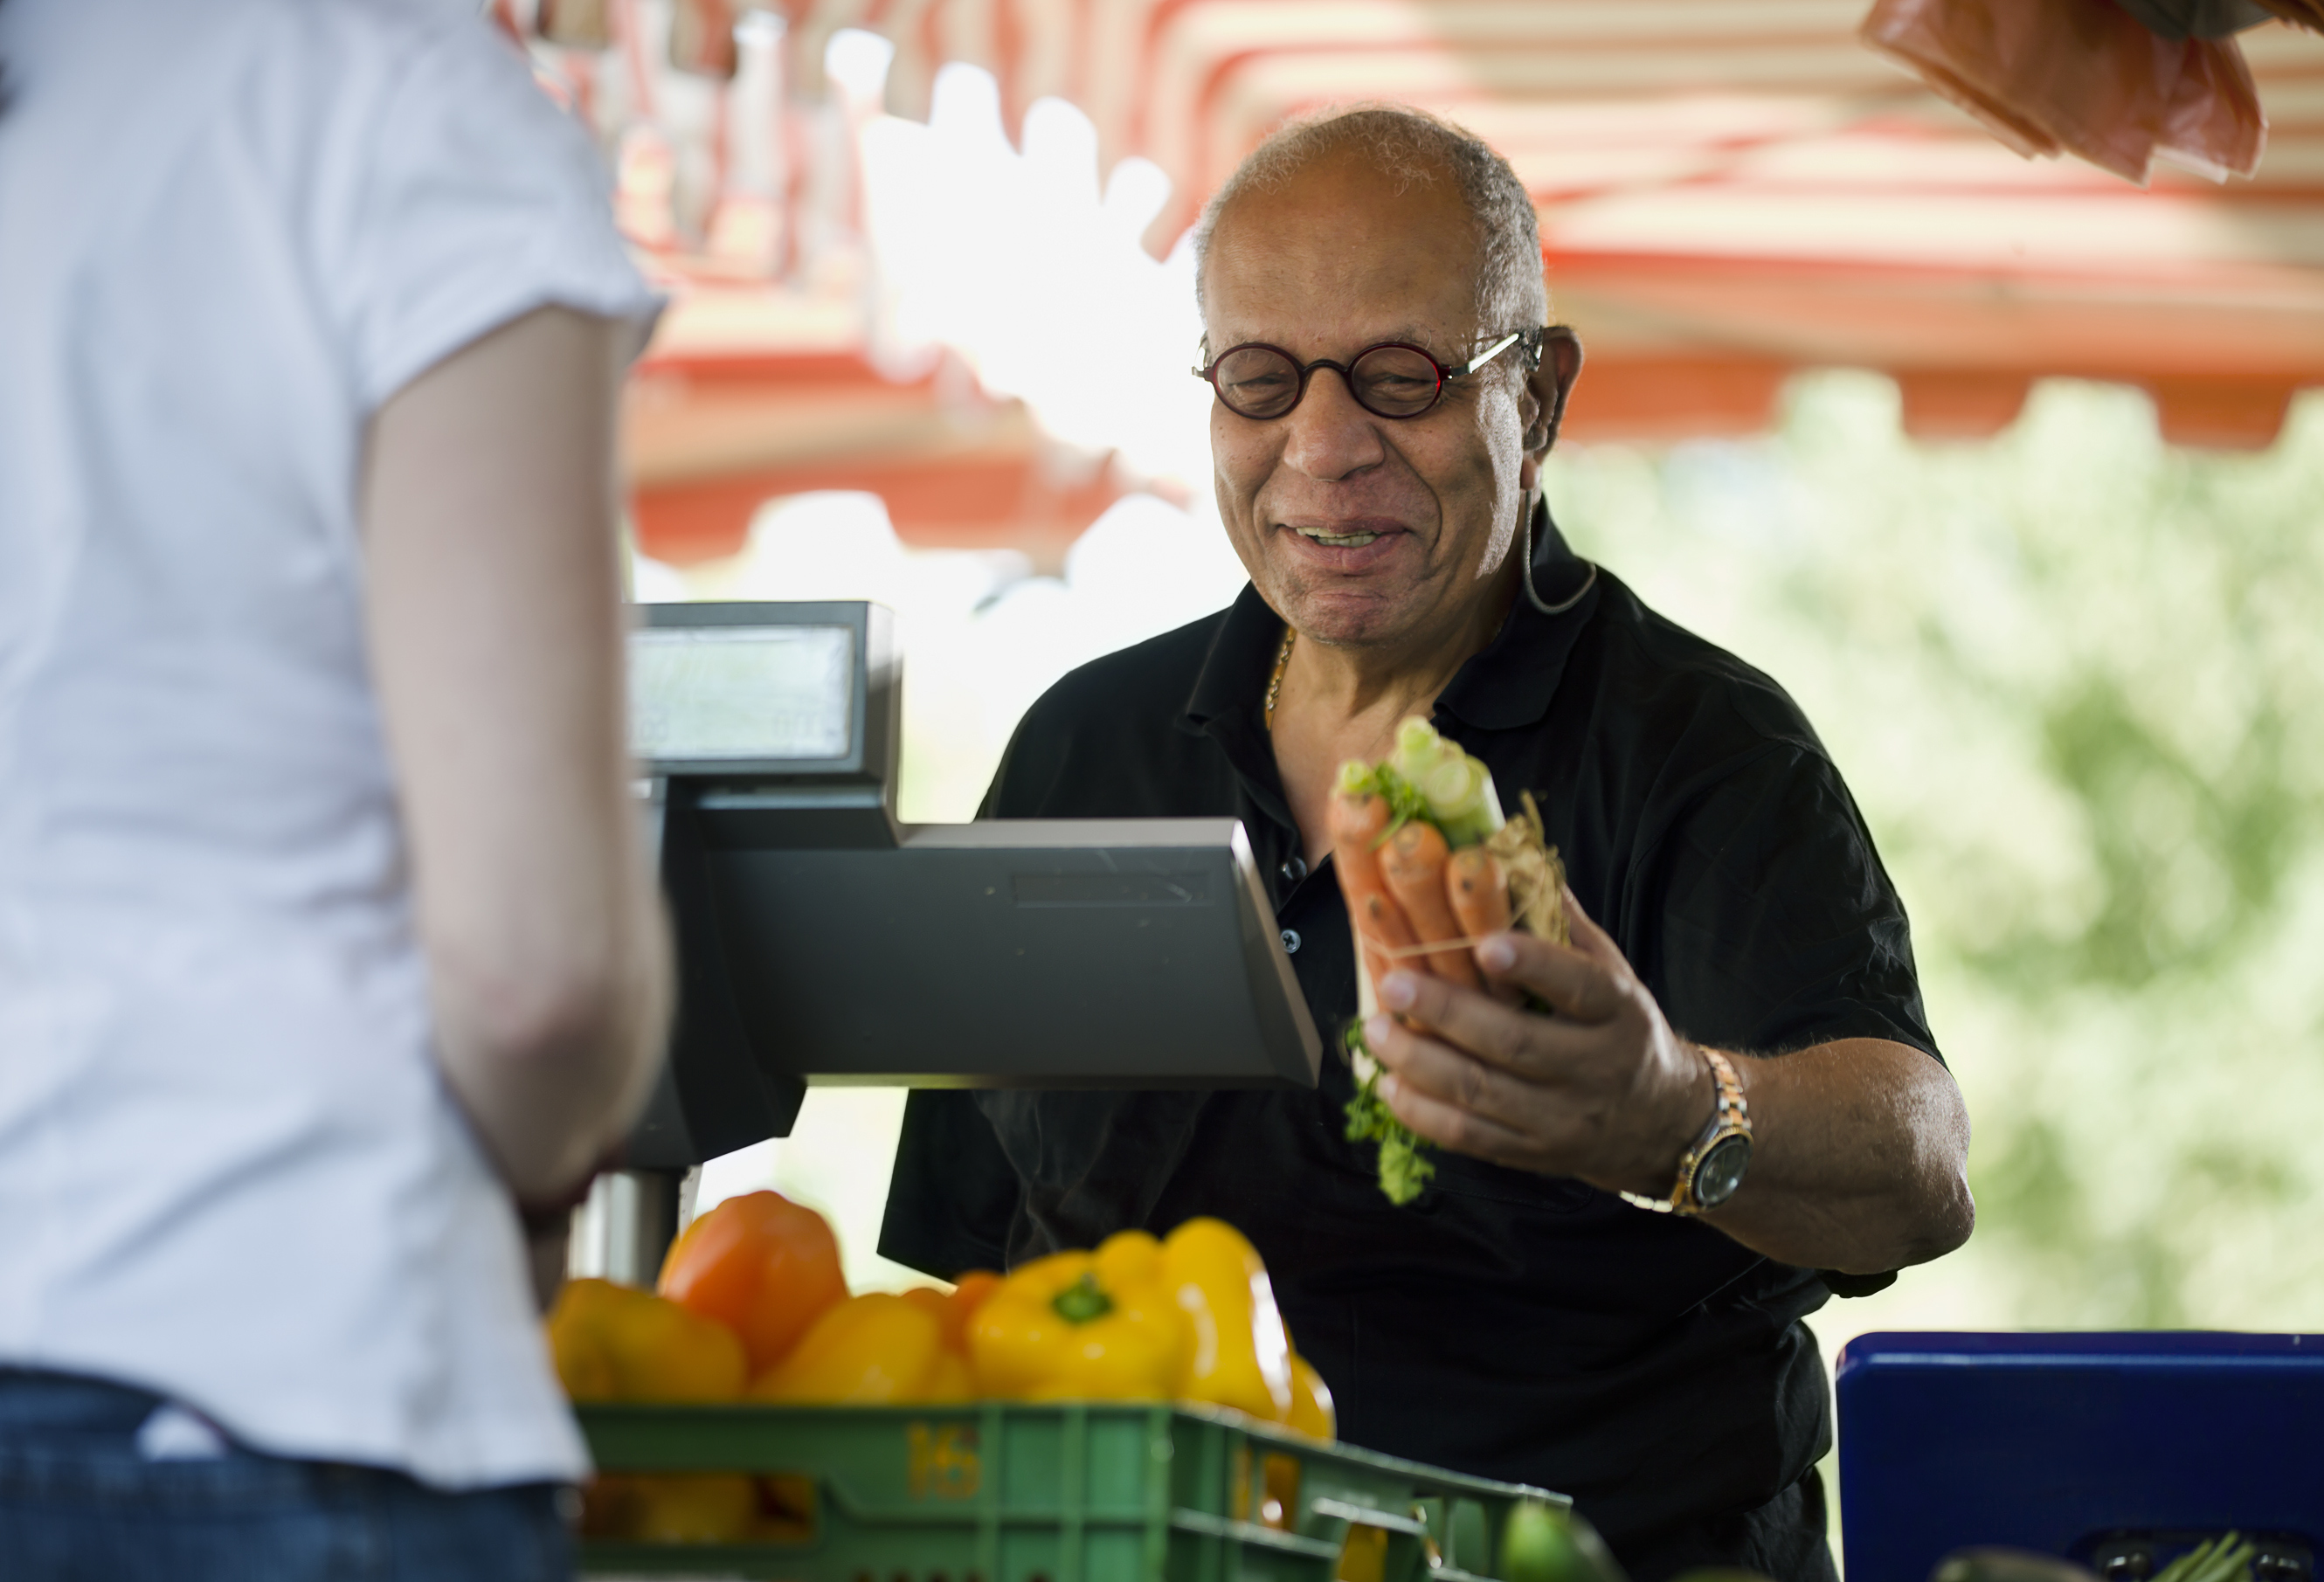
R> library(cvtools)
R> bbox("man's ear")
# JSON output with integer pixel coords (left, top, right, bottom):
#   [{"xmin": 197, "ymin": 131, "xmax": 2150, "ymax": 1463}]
[
  {"xmin": 1518, "ymin": 328, "xmax": 1583, "ymax": 497},
  {"xmin": 1526, "ymin": 327, "xmax": 1583, "ymax": 454}
]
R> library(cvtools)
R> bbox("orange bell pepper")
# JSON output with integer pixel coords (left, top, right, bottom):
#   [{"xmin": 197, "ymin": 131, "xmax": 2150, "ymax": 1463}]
[
  {"xmin": 897, "ymin": 1280, "xmax": 985, "ymax": 1404},
  {"xmin": 970, "ymin": 1230, "xmax": 1186, "ymax": 1401},
  {"xmin": 658, "ymin": 1190, "xmax": 848, "ymax": 1376},
  {"xmin": 903, "ymin": 1270, "xmax": 1003, "ymax": 1357},
  {"xmin": 1162, "ymin": 1218, "xmax": 1295, "ymax": 1422},
  {"xmin": 950, "ymin": 1269, "xmax": 1003, "ymax": 1330},
  {"xmin": 749, "ymin": 1293, "xmax": 958, "ymax": 1405},
  {"xmin": 546, "ymin": 1277, "xmax": 747, "ymax": 1404}
]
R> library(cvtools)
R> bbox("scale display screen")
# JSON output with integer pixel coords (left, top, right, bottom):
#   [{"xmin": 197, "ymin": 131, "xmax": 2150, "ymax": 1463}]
[{"xmin": 629, "ymin": 625, "xmax": 854, "ymax": 764}]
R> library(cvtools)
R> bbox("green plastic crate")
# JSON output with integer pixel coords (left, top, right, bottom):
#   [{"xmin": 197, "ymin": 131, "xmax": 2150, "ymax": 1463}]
[{"xmin": 576, "ymin": 1401, "xmax": 1565, "ymax": 1582}]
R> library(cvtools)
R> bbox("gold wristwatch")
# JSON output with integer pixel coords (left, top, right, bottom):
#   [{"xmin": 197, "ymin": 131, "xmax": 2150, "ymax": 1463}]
[{"xmin": 1619, "ymin": 1049, "xmax": 1753, "ymax": 1216}]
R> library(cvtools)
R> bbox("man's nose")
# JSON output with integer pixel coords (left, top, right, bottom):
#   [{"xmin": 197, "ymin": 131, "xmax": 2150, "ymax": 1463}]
[{"xmin": 1279, "ymin": 365, "xmax": 1387, "ymax": 482}]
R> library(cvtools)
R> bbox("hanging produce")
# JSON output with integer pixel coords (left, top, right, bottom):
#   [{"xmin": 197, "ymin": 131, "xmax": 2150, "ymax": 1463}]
[
  {"xmin": 533, "ymin": 0, "xmax": 613, "ymax": 49},
  {"xmin": 1860, "ymin": 0, "xmax": 2265, "ymax": 184},
  {"xmin": 667, "ymin": 0, "xmax": 739, "ymax": 79}
]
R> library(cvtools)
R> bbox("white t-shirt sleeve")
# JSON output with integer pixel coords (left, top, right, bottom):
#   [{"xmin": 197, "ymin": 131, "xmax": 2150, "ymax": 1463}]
[{"xmin": 320, "ymin": 13, "xmax": 660, "ymax": 413}]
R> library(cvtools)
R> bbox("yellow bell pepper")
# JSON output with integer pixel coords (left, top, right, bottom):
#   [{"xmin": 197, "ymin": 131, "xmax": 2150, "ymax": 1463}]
[
  {"xmin": 546, "ymin": 1277, "xmax": 748, "ymax": 1404},
  {"xmin": 969, "ymin": 1230, "xmax": 1186, "ymax": 1400},
  {"xmin": 749, "ymin": 1293, "xmax": 954, "ymax": 1404},
  {"xmin": 1287, "ymin": 1352, "xmax": 1336, "ymax": 1440},
  {"xmin": 1162, "ymin": 1218, "xmax": 1296, "ymax": 1422},
  {"xmin": 548, "ymin": 1281, "xmax": 756, "ymax": 1547},
  {"xmin": 583, "ymin": 1474, "xmax": 758, "ymax": 1544}
]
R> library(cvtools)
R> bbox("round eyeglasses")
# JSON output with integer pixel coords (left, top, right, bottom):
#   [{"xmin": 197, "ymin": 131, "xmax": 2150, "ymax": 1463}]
[{"xmin": 1193, "ymin": 329, "xmax": 1537, "ymax": 421}]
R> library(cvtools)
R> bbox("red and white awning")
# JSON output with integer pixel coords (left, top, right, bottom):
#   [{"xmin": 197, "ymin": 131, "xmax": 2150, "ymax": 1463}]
[
  {"xmin": 626, "ymin": 280, "xmax": 1130, "ymax": 563},
  {"xmin": 748, "ymin": 0, "xmax": 2324, "ymax": 445}
]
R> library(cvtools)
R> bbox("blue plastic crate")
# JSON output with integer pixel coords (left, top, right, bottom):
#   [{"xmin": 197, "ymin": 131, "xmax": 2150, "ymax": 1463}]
[{"xmin": 1836, "ymin": 1331, "xmax": 2324, "ymax": 1582}]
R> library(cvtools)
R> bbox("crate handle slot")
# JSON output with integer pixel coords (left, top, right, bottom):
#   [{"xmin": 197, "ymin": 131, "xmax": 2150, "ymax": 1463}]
[{"xmin": 1311, "ymin": 1499, "xmax": 1428, "ymax": 1537}]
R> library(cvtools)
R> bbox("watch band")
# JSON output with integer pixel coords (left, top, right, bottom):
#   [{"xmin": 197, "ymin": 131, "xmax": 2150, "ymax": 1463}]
[{"xmin": 1618, "ymin": 1049, "xmax": 1751, "ymax": 1217}]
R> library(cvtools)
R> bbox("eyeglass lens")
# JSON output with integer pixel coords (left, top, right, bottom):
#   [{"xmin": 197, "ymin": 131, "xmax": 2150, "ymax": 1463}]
[{"xmin": 1212, "ymin": 344, "xmax": 1445, "ymax": 420}]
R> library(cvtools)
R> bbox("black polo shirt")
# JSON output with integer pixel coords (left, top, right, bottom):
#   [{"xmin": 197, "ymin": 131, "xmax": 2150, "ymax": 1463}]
[{"xmin": 879, "ymin": 510, "xmax": 1940, "ymax": 1581}]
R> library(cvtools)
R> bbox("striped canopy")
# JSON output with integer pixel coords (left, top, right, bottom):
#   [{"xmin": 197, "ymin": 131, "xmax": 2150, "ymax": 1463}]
[{"xmin": 757, "ymin": 0, "xmax": 2324, "ymax": 446}]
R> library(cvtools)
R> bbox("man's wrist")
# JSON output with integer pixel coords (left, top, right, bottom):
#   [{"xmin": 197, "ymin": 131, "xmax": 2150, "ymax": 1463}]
[
  {"xmin": 1650, "ymin": 1042, "xmax": 1718, "ymax": 1193},
  {"xmin": 1620, "ymin": 1045, "xmax": 1753, "ymax": 1215},
  {"xmin": 1674, "ymin": 1041, "xmax": 1719, "ymax": 1167}
]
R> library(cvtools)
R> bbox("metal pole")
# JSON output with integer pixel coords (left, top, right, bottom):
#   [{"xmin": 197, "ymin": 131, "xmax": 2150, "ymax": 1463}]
[{"xmin": 567, "ymin": 1166, "xmax": 696, "ymax": 1287}]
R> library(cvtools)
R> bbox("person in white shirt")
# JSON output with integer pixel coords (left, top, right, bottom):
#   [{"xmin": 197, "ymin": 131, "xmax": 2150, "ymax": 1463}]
[{"xmin": 0, "ymin": 1, "xmax": 672, "ymax": 1575}]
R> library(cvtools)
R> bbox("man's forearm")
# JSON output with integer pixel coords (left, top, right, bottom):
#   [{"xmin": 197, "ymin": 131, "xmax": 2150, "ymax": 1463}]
[
  {"xmin": 1702, "ymin": 1037, "xmax": 1974, "ymax": 1275},
  {"xmin": 1368, "ymin": 918, "xmax": 1975, "ymax": 1279}
]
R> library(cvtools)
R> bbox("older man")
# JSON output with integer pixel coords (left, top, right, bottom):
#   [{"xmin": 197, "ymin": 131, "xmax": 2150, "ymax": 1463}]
[{"xmin": 882, "ymin": 107, "xmax": 1971, "ymax": 1580}]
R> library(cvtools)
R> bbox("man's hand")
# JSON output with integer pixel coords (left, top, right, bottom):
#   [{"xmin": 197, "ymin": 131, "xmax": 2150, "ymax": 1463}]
[
  {"xmin": 1367, "ymin": 888, "xmax": 1975, "ymax": 1275},
  {"xmin": 1366, "ymin": 888, "xmax": 1706, "ymax": 1198}
]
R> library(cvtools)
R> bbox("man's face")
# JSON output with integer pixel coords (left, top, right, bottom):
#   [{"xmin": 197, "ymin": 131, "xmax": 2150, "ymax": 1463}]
[{"xmin": 1200, "ymin": 152, "xmax": 1542, "ymax": 651}]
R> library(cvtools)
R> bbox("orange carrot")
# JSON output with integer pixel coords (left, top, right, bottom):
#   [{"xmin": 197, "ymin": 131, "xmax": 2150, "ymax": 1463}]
[
  {"xmin": 1445, "ymin": 847, "xmax": 1518, "ymax": 1004},
  {"xmin": 1380, "ymin": 822, "xmax": 1482, "ymax": 990},
  {"xmin": 1327, "ymin": 789, "xmax": 1420, "ymax": 992}
]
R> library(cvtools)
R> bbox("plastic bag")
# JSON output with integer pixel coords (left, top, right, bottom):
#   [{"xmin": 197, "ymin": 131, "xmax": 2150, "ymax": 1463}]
[
  {"xmin": 1861, "ymin": 0, "xmax": 2266, "ymax": 183},
  {"xmin": 669, "ymin": 0, "xmax": 739, "ymax": 79},
  {"xmin": 2156, "ymin": 24, "xmax": 2266, "ymax": 180},
  {"xmin": 2255, "ymin": 0, "xmax": 2324, "ymax": 30},
  {"xmin": 536, "ymin": 0, "xmax": 616, "ymax": 50},
  {"xmin": 2114, "ymin": 0, "xmax": 2273, "ymax": 38}
]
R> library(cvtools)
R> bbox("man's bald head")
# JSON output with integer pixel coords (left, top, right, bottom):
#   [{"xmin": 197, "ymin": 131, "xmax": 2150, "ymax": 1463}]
[{"xmin": 1193, "ymin": 106, "xmax": 1548, "ymax": 351}]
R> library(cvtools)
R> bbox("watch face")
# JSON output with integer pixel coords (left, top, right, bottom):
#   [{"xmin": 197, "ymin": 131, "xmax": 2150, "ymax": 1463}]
[{"xmin": 1693, "ymin": 1135, "xmax": 1753, "ymax": 1209}]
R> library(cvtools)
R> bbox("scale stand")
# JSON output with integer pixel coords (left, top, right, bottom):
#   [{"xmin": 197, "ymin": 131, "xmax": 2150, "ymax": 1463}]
[
  {"xmin": 569, "ymin": 601, "xmax": 1321, "ymax": 1285},
  {"xmin": 568, "ymin": 1167, "xmax": 695, "ymax": 1287}
]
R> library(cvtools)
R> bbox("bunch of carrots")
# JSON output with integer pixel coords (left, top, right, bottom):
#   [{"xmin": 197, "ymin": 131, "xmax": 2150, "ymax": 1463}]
[{"xmin": 1327, "ymin": 718, "xmax": 1563, "ymax": 1204}]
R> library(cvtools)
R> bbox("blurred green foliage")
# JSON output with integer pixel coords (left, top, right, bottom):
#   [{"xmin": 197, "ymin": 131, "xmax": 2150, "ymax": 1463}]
[{"xmin": 1551, "ymin": 376, "xmax": 2324, "ymax": 1331}]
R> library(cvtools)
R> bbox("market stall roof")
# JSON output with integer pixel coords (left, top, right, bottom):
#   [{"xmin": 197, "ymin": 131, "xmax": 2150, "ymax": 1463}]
[
  {"xmin": 628, "ymin": 284, "xmax": 1128, "ymax": 565},
  {"xmin": 777, "ymin": 0, "xmax": 2324, "ymax": 446}
]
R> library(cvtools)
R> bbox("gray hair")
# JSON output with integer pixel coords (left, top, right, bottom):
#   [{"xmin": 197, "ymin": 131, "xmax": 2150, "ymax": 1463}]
[{"xmin": 1192, "ymin": 104, "xmax": 1549, "ymax": 352}]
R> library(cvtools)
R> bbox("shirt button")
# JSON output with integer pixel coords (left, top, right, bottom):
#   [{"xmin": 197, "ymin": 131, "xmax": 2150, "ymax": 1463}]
[
  {"xmin": 1281, "ymin": 929, "xmax": 1302, "ymax": 955},
  {"xmin": 1280, "ymin": 856, "xmax": 1308, "ymax": 885}
]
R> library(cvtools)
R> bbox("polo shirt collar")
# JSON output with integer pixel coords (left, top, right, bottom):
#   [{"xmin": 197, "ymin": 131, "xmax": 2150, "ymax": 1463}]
[
  {"xmin": 1179, "ymin": 496, "xmax": 1600, "ymax": 740},
  {"xmin": 1436, "ymin": 496, "xmax": 1601, "ymax": 733},
  {"xmin": 1181, "ymin": 584, "xmax": 1290, "ymax": 737},
  {"xmin": 1177, "ymin": 577, "xmax": 1297, "ymax": 833}
]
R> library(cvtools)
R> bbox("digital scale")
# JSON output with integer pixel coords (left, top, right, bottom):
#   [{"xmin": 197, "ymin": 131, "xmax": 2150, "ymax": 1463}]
[{"xmin": 572, "ymin": 601, "xmax": 1320, "ymax": 1281}]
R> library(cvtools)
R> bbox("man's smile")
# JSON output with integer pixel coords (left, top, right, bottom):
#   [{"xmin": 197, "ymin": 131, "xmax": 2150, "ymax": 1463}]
[{"xmin": 1278, "ymin": 518, "xmax": 1413, "ymax": 570}]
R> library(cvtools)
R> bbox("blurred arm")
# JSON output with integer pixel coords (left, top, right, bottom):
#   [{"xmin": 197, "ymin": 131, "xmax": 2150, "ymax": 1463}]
[{"xmin": 361, "ymin": 306, "xmax": 670, "ymax": 1205}]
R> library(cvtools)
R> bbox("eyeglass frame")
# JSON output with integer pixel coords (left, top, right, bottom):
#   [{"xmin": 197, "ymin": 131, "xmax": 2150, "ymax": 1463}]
[{"xmin": 1193, "ymin": 327, "xmax": 1546, "ymax": 421}]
